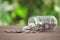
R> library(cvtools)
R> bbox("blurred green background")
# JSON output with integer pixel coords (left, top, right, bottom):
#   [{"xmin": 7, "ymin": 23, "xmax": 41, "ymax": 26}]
[{"xmin": 0, "ymin": 0, "xmax": 60, "ymax": 26}]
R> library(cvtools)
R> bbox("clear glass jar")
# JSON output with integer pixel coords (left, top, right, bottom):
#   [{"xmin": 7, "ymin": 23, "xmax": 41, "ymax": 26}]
[{"xmin": 28, "ymin": 16, "xmax": 57, "ymax": 31}]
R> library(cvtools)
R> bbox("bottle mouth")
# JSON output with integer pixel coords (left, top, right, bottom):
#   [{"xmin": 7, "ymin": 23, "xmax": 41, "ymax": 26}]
[{"xmin": 28, "ymin": 23, "xmax": 35, "ymax": 28}]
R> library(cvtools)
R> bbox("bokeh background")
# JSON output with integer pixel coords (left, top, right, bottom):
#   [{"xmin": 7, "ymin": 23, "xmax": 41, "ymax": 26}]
[{"xmin": 0, "ymin": 0, "xmax": 60, "ymax": 26}]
